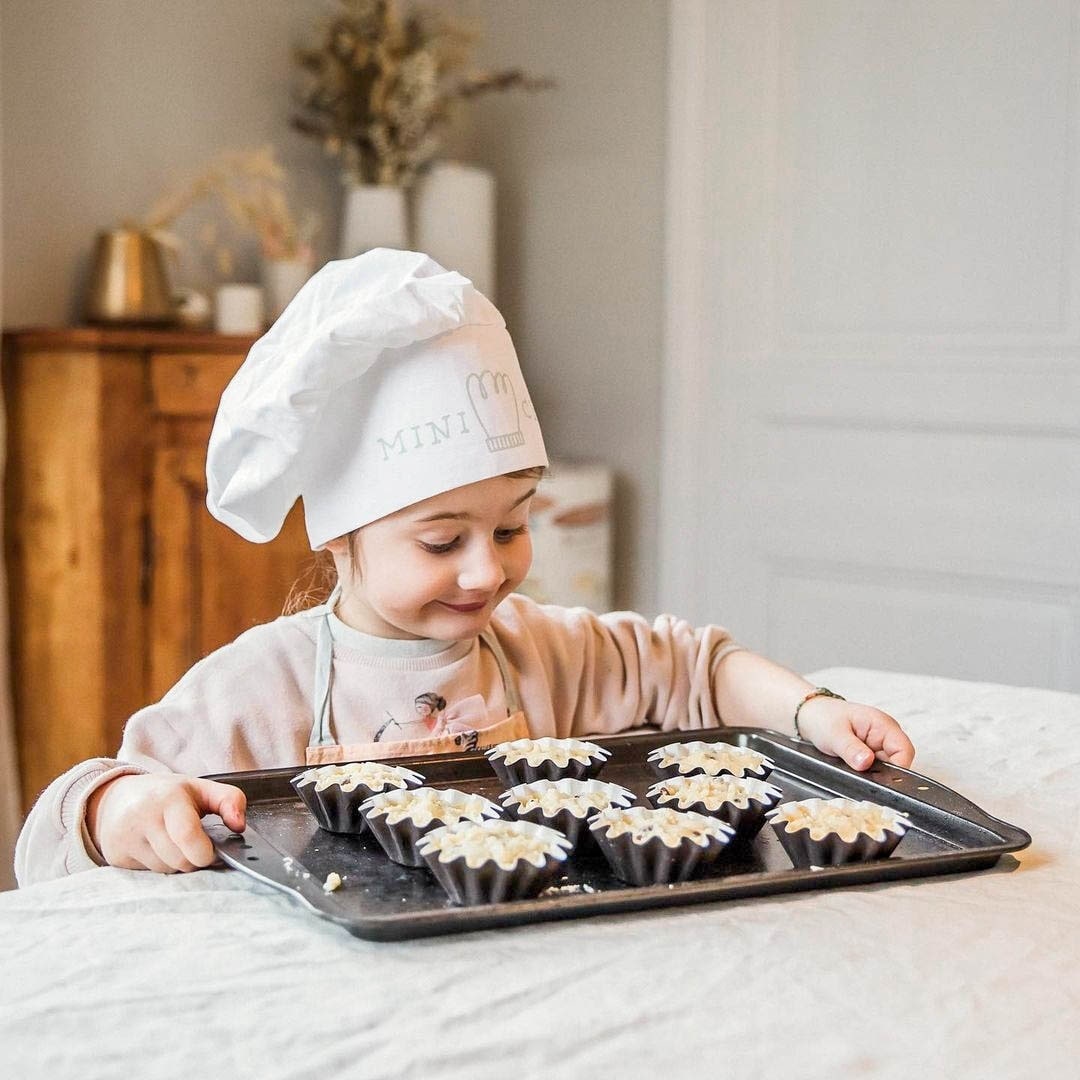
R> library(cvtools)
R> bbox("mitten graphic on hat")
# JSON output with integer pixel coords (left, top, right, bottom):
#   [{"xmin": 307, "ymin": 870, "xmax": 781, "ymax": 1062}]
[{"xmin": 466, "ymin": 370, "xmax": 525, "ymax": 452}]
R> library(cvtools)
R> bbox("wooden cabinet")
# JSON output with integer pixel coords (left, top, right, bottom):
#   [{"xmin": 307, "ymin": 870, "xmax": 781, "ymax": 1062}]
[{"xmin": 3, "ymin": 328, "xmax": 316, "ymax": 813}]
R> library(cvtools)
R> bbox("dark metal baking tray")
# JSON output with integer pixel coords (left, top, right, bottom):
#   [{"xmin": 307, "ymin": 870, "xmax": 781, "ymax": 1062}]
[{"xmin": 205, "ymin": 727, "xmax": 1031, "ymax": 941}]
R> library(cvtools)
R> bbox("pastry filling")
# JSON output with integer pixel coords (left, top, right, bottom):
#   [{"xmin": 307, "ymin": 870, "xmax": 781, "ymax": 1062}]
[
  {"xmin": 648, "ymin": 774, "xmax": 783, "ymax": 812},
  {"xmin": 591, "ymin": 806, "xmax": 733, "ymax": 848},
  {"xmin": 504, "ymin": 779, "xmax": 634, "ymax": 819},
  {"xmin": 648, "ymin": 741, "xmax": 772, "ymax": 777},
  {"xmin": 419, "ymin": 819, "xmax": 572, "ymax": 870},
  {"xmin": 364, "ymin": 787, "xmax": 498, "ymax": 828},
  {"xmin": 294, "ymin": 761, "xmax": 423, "ymax": 793},
  {"xmin": 768, "ymin": 797, "xmax": 911, "ymax": 843},
  {"xmin": 489, "ymin": 737, "xmax": 608, "ymax": 769}
]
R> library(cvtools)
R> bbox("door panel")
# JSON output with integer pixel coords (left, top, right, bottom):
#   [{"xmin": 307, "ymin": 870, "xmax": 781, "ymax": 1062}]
[{"xmin": 662, "ymin": 1, "xmax": 1080, "ymax": 690}]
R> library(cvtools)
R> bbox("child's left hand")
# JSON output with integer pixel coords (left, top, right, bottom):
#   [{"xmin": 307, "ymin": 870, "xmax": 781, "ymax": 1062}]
[{"xmin": 795, "ymin": 695, "xmax": 915, "ymax": 772}]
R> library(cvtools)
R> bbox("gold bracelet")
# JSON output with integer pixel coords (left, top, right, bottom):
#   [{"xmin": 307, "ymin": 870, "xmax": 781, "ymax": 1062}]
[{"xmin": 793, "ymin": 687, "xmax": 846, "ymax": 739}]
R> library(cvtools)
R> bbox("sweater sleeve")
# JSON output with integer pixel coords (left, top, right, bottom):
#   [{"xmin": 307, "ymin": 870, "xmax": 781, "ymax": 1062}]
[
  {"xmin": 13, "ymin": 759, "xmax": 155, "ymax": 886},
  {"xmin": 14, "ymin": 618, "xmax": 315, "ymax": 887},
  {"xmin": 490, "ymin": 595, "xmax": 745, "ymax": 739}
]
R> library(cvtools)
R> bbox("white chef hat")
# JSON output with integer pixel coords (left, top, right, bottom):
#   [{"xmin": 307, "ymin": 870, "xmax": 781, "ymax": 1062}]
[{"xmin": 205, "ymin": 249, "xmax": 547, "ymax": 549}]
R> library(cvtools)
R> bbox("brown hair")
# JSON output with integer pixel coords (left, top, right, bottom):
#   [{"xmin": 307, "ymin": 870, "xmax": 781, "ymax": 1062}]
[{"xmin": 281, "ymin": 466, "xmax": 546, "ymax": 614}]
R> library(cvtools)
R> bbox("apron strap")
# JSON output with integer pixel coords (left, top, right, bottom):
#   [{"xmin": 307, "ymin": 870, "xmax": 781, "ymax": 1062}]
[
  {"xmin": 478, "ymin": 628, "xmax": 523, "ymax": 716},
  {"xmin": 308, "ymin": 584, "xmax": 341, "ymax": 748}
]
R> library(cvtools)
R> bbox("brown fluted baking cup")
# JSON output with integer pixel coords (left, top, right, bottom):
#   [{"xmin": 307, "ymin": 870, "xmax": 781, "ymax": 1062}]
[
  {"xmin": 290, "ymin": 764, "xmax": 425, "ymax": 835},
  {"xmin": 418, "ymin": 820, "xmax": 573, "ymax": 906},
  {"xmin": 645, "ymin": 776, "xmax": 783, "ymax": 842},
  {"xmin": 590, "ymin": 809, "xmax": 735, "ymax": 885},
  {"xmin": 500, "ymin": 778, "xmax": 636, "ymax": 851},
  {"xmin": 767, "ymin": 798, "xmax": 911, "ymax": 867},
  {"xmin": 646, "ymin": 740, "xmax": 774, "ymax": 782},
  {"xmin": 485, "ymin": 738, "xmax": 610, "ymax": 787},
  {"xmin": 770, "ymin": 823, "xmax": 906, "ymax": 866},
  {"xmin": 360, "ymin": 787, "xmax": 503, "ymax": 867}
]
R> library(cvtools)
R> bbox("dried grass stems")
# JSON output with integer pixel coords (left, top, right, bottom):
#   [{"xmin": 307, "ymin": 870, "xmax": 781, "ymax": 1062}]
[
  {"xmin": 292, "ymin": 0, "xmax": 554, "ymax": 188},
  {"xmin": 144, "ymin": 146, "xmax": 319, "ymax": 270}
]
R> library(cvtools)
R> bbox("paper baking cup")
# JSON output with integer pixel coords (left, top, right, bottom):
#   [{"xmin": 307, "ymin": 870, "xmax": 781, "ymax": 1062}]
[
  {"xmin": 646, "ymin": 740, "xmax": 774, "ymax": 782},
  {"xmin": 767, "ymin": 797, "xmax": 912, "ymax": 867},
  {"xmin": 485, "ymin": 737, "xmax": 611, "ymax": 787},
  {"xmin": 589, "ymin": 807, "xmax": 735, "ymax": 886},
  {"xmin": 646, "ymin": 774, "xmax": 783, "ymax": 842},
  {"xmin": 418, "ymin": 820, "xmax": 573, "ymax": 906},
  {"xmin": 290, "ymin": 762, "xmax": 425, "ymax": 835},
  {"xmin": 500, "ymin": 778, "xmax": 636, "ymax": 851},
  {"xmin": 360, "ymin": 787, "xmax": 503, "ymax": 867}
]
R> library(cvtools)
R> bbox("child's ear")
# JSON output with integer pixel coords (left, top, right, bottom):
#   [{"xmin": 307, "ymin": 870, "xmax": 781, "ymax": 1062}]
[{"xmin": 322, "ymin": 535, "xmax": 352, "ymax": 580}]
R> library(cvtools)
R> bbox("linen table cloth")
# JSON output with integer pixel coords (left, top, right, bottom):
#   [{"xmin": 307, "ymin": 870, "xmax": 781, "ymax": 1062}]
[{"xmin": 1, "ymin": 668, "xmax": 1076, "ymax": 1080}]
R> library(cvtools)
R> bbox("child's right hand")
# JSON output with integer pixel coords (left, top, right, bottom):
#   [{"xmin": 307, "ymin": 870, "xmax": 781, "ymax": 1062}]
[{"xmin": 86, "ymin": 773, "xmax": 247, "ymax": 874}]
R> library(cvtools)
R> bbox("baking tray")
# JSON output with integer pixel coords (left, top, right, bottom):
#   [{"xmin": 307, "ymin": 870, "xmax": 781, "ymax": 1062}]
[{"xmin": 206, "ymin": 727, "xmax": 1030, "ymax": 941}]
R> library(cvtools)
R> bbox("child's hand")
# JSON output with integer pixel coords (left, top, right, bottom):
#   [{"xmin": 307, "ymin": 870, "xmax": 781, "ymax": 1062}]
[
  {"xmin": 795, "ymin": 696, "xmax": 915, "ymax": 772},
  {"xmin": 86, "ymin": 773, "xmax": 247, "ymax": 873}
]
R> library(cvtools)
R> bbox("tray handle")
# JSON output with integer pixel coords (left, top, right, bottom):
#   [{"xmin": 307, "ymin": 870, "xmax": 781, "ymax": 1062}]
[
  {"xmin": 743, "ymin": 729, "xmax": 1031, "ymax": 851},
  {"xmin": 207, "ymin": 822, "xmax": 357, "ymax": 927}
]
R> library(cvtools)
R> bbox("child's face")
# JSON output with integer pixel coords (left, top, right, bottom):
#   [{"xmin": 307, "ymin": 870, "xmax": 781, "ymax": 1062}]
[{"xmin": 329, "ymin": 474, "xmax": 537, "ymax": 640}]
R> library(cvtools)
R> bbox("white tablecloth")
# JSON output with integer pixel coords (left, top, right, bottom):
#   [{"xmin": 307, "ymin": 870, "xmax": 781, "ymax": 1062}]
[{"xmin": 2, "ymin": 668, "xmax": 1078, "ymax": 1080}]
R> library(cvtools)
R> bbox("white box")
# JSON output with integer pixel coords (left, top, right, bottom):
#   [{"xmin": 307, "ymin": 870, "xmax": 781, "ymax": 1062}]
[{"xmin": 519, "ymin": 461, "xmax": 613, "ymax": 611}]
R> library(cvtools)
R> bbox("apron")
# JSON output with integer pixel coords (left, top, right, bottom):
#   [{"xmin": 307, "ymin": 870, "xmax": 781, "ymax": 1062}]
[{"xmin": 304, "ymin": 588, "xmax": 530, "ymax": 766}]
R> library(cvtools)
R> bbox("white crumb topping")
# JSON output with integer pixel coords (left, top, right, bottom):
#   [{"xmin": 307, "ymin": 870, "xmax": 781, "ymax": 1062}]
[
  {"xmin": 418, "ymin": 819, "xmax": 572, "ymax": 871},
  {"xmin": 294, "ymin": 761, "xmax": 424, "ymax": 793},
  {"xmin": 590, "ymin": 806, "xmax": 734, "ymax": 848},
  {"xmin": 362, "ymin": 787, "xmax": 500, "ymax": 827},
  {"xmin": 487, "ymin": 737, "xmax": 610, "ymax": 769},
  {"xmin": 648, "ymin": 741, "xmax": 773, "ymax": 777},
  {"xmin": 501, "ymin": 779, "xmax": 635, "ymax": 819},
  {"xmin": 541, "ymin": 882, "xmax": 597, "ymax": 896},
  {"xmin": 767, "ymin": 797, "xmax": 912, "ymax": 843},
  {"xmin": 647, "ymin": 774, "xmax": 782, "ymax": 812},
  {"xmin": 323, "ymin": 872, "xmax": 342, "ymax": 892}
]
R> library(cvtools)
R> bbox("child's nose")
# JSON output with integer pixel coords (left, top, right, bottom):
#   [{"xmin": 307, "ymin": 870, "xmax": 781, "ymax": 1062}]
[{"xmin": 457, "ymin": 542, "xmax": 505, "ymax": 593}]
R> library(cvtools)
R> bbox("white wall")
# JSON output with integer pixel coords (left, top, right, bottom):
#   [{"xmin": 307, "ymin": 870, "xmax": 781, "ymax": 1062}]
[
  {"xmin": 0, "ymin": 0, "xmax": 668, "ymax": 612},
  {"xmin": 0, "ymin": 1, "xmax": 338, "ymax": 322},
  {"xmin": 441, "ymin": 1, "xmax": 668, "ymax": 612}
]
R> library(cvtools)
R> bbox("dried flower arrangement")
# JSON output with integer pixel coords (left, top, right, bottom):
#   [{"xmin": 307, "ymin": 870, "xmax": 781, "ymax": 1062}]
[
  {"xmin": 291, "ymin": 0, "xmax": 553, "ymax": 187},
  {"xmin": 144, "ymin": 146, "xmax": 319, "ymax": 272}
]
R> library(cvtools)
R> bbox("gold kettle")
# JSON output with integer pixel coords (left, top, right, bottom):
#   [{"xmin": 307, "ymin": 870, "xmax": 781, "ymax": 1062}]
[{"xmin": 84, "ymin": 228, "xmax": 177, "ymax": 324}]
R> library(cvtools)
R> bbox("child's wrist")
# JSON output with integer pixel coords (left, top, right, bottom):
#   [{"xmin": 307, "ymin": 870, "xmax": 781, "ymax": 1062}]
[
  {"xmin": 85, "ymin": 775, "xmax": 126, "ymax": 852},
  {"xmin": 792, "ymin": 687, "xmax": 846, "ymax": 739}
]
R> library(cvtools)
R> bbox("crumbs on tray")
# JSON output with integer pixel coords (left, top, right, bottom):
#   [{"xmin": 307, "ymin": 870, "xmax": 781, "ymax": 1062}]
[{"xmin": 541, "ymin": 882, "xmax": 596, "ymax": 896}]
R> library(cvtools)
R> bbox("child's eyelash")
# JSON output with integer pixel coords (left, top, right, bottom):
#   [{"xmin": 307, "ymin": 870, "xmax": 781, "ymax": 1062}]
[
  {"xmin": 496, "ymin": 525, "xmax": 528, "ymax": 543},
  {"xmin": 419, "ymin": 525, "xmax": 528, "ymax": 555},
  {"xmin": 420, "ymin": 539, "xmax": 459, "ymax": 554}
]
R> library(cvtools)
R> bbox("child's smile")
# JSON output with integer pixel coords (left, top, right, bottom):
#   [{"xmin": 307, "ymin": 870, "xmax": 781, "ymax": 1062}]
[{"xmin": 438, "ymin": 600, "xmax": 489, "ymax": 614}]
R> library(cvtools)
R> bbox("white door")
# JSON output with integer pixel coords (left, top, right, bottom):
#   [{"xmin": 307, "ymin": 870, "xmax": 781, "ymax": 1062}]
[{"xmin": 660, "ymin": 0, "xmax": 1080, "ymax": 691}]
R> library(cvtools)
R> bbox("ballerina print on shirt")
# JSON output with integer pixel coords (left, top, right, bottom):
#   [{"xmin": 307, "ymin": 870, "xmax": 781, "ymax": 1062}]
[{"xmin": 372, "ymin": 692, "xmax": 480, "ymax": 751}]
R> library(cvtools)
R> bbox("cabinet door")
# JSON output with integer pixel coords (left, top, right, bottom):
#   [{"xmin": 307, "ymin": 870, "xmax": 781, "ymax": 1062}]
[
  {"xmin": 149, "ymin": 354, "xmax": 319, "ymax": 702},
  {"xmin": 3, "ymin": 345, "xmax": 147, "ymax": 808}
]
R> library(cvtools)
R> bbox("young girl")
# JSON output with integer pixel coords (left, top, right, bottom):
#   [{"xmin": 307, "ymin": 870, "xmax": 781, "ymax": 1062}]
[{"xmin": 14, "ymin": 249, "xmax": 914, "ymax": 884}]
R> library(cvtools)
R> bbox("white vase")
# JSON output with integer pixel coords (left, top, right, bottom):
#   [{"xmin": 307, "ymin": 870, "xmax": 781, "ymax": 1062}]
[
  {"xmin": 262, "ymin": 258, "xmax": 312, "ymax": 322},
  {"xmin": 413, "ymin": 162, "xmax": 496, "ymax": 300},
  {"xmin": 339, "ymin": 183, "xmax": 409, "ymax": 258}
]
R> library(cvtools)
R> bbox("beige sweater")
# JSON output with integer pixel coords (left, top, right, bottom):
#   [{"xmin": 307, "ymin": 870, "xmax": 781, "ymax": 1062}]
[{"xmin": 15, "ymin": 594, "xmax": 740, "ymax": 885}]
